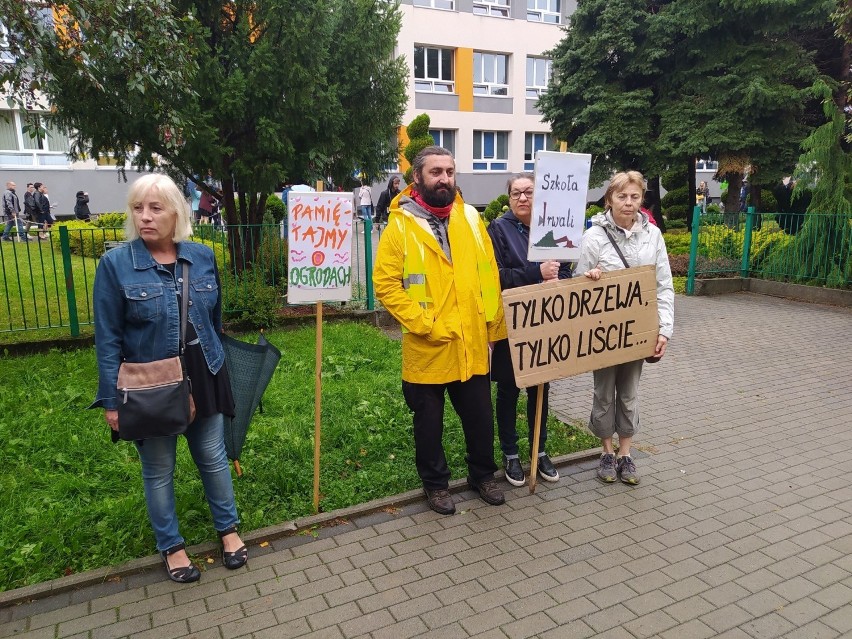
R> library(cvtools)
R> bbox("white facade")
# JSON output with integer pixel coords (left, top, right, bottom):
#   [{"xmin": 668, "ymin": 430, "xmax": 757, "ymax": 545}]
[{"xmin": 394, "ymin": 0, "xmax": 584, "ymax": 207}]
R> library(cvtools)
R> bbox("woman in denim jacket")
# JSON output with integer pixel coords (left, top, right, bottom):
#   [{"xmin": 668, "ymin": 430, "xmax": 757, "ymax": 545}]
[{"xmin": 92, "ymin": 174, "xmax": 246, "ymax": 583}]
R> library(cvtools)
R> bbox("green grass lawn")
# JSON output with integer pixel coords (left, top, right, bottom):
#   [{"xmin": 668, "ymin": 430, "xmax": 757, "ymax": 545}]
[
  {"xmin": 0, "ymin": 235, "xmax": 102, "ymax": 344},
  {"xmin": 0, "ymin": 322, "xmax": 597, "ymax": 591}
]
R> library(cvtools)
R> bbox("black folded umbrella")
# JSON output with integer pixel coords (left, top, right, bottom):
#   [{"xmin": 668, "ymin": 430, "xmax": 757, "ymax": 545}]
[{"xmin": 221, "ymin": 333, "xmax": 282, "ymax": 475}]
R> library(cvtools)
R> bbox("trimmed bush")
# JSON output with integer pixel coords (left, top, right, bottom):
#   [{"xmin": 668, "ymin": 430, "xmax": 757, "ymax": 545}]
[
  {"xmin": 663, "ymin": 204, "xmax": 690, "ymax": 220},
  {"xmin": 93, "ymin": 212, "xmax": 126, "ymax": 228},
  {"xmin": 265, "ymin": 194, "xmax": 286, "ymax": 223},
  {"xmin": 483, "ymin": 194, "xmax": 510, "ymax": 223},
  {"xmin": 403, "ymin": 113, "xmax": 434, "ymax": 184},
  {"xmin": 586, "ymin": 204, "xmax": 604, "ymax": 218}
]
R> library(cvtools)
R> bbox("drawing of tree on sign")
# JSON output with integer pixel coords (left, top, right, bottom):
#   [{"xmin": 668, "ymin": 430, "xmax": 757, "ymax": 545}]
[{"xmin": 532, "ymin": 231, "xmax": 576, "ymax": 249}]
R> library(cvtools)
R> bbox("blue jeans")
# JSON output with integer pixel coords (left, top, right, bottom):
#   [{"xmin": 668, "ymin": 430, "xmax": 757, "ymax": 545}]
[
  {"xmin": 134, "ymin": 413, "xmax": 239, "ymax": 551},
  {"xmin": 2, "ymin": 217, "xmax": 26, "ymax": 239},
  {"xmin": 360, "ymin": 205, "xmax": 373, "ymax": 220}
]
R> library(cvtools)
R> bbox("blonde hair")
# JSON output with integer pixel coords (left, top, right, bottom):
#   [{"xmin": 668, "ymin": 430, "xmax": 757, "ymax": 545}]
[
  {"xmin": 124, "ymin": 174, "xmax": 194, "ymax": 242},
  {"xmin": 604, "ymin": 171, "xmax": 646, "ymax": 210}
]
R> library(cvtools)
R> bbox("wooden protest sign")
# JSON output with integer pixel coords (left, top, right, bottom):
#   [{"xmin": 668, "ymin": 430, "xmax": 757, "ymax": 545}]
[
  {"xmin": 287, "ymin": 191, "xmax": 354, "ymax": 304},
  {"xmin": 502, "ymin": 266, "xmax": 659, "ymax": 389},
  {"xmin": 528, "ymin": 150, "xmax": 591, "ymax": 263},
  {"xmin": 286, "ymin": 189, "xmax": 353, "ymax": 512}
]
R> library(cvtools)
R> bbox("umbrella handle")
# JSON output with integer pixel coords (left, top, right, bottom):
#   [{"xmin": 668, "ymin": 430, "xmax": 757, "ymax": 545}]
[{"xmin": 233, "ymin": 459, "xmax": 243, "ymax": 477}]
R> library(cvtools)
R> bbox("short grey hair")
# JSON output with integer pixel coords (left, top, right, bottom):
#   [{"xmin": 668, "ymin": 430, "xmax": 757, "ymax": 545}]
[
  {"xmin": 506, "ymin": 172, "xmax": 534, "ymax": 195},
  {"xmin": 412, "ymin": 145, "xmax": 454, "ymax": 182},
  {"xmin": 124, "ymin": 174, "xmax": 194, "ymax": 243}
]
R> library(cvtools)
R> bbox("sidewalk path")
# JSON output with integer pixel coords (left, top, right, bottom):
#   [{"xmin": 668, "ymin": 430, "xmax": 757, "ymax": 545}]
[{"xmin": 2, "ymin": 292, "xmax": 852, "ymax": 638}]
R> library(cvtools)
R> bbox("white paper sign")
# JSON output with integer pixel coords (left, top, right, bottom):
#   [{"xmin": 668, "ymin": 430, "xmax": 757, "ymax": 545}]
[
  {"xmin": 287, "ymin": 191, "xmax": 354, "ymax": 304},
  {"xmin": 528, "ymin": 151, "xmax": 592, "ymax": 262}
]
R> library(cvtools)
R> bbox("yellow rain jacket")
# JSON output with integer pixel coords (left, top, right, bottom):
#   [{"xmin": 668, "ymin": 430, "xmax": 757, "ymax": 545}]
[{"xmin": 374, "ymin": 185, "xmax": 506, "ymax": 384}]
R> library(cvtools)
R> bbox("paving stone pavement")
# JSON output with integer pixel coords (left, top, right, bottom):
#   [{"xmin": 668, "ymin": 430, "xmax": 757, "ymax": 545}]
[{"xmin": 2, "ymin": 291, "xmax": 852, "ymax": 639}]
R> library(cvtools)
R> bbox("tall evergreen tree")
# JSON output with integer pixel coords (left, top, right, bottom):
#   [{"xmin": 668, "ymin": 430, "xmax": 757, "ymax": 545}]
[{"xmin": 541, "ymin": 0, "xmax": 835, "ymax": 222}]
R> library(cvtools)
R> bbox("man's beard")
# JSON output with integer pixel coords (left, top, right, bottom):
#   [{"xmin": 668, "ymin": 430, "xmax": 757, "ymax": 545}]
[{"xmin": 418, "ymin": 181, "xmax": 455, "ymax": 208}]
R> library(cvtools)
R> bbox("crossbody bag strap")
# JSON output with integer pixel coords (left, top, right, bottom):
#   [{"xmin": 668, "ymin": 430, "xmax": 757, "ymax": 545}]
[
  {"xmin": 604, "ymin": 229, "xmax": 631, "ymax": 269},
  {"xmin": 180, "ymin": 263, "xmax": 190, "ymax": 355}
]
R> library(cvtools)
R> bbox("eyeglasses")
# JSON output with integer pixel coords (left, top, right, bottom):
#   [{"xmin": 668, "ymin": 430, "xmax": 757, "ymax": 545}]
[{"xmin": 509, "ymin": 189, "xmax": 534, "ymax": 200}]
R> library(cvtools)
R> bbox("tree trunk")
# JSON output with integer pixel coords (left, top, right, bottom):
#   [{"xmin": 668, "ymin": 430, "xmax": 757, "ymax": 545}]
[
  {"xmin": 687, "ymin": 157, "xmax": 696, "ymax": 232},
  {"xmin": 724, "ymin": 172, "xmax": 743, "ymax": 228},
  {"xmin": 645, "ymin": 174, "xmax": 666, "ymax": 233}
]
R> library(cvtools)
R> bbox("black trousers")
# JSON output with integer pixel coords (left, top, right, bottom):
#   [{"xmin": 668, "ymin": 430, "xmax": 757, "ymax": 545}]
[
  {"xmin": 402, "ymin": 374, "xmax": 498, "ymax": 490},
  {"xmin": 496, "ymin": 381, "xmax": 549, "ymax": 458}
]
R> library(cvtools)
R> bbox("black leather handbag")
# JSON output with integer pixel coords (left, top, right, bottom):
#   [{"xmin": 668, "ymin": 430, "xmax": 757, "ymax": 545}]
[{"xmin": 116, "ymin": 265, "xmax": 196, "ymax": 440}]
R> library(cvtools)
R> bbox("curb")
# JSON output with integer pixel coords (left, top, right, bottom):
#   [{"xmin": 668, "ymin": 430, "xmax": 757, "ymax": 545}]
[{"xmin": 0, "ymin": 447, "xmax": 601, "ymax": 609}]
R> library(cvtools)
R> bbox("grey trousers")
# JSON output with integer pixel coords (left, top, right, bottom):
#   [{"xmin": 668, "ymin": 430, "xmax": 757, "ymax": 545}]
[{"xmin": 589, "ymin": 359, "xmax": 644, "ymax": 439}]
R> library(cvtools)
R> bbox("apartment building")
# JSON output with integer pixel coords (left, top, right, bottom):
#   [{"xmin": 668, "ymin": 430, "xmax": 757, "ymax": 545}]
[{"xmin": 393, "ymin": 0, "xmax": 583, "ymax": 207}]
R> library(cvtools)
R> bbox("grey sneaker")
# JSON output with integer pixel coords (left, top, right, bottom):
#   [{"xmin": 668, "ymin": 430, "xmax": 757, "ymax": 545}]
[
  {"xmin": 597, "ymin": 453, "xmax": 617, "ymax": 483},
  {"xmin": 616, "ymin": 455, "xmax": 640, "ymax": 485}
]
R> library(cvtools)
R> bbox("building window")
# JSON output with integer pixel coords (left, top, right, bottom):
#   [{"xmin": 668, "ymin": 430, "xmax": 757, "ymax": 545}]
[
  {"xmin": 472, "ymin": 0, "xmax": 510, "ymax": 17},
  {"xmin": 526, "ymin": 57, "xmax": 552, "ymax": 98},
  {"xmin": 429, "ymin": 129, "xmax": 456, "ymax": 156},
  {"xmin": 474, "ymin": 52, "xmax": 509, "ymax": 96},
  {"xmin": 0, "ymin": 109, "xmax": 71, "ymax": 166},
  {"xmin": 414, "ymin": 46, "xmax": 454, "ymax": 93},
  {"xmin": 473, "ymin": 131, "xmax": 508, "ymax": 171},
  {"xmin": 527, "ymin": 0, "xmax": 560, "ymax": 23},
  {"xmin": 413, "ymin": 0, "xmax": 455, "ymax": 10},
  {"xmin": 524, "ymin": 132, "xmax": 553, "ymax": 170}
]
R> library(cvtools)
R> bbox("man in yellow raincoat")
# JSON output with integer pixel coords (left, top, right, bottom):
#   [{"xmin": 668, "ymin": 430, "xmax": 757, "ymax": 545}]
[{"xmin": 374, "ymin": 146, "xmax": 507, "ymax": 515}]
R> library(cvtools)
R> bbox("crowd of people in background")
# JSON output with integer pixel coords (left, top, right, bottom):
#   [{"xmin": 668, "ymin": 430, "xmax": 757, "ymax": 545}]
[{"xmin": 2, "ymin": 180, "xmax": 58, "ymax": 242}]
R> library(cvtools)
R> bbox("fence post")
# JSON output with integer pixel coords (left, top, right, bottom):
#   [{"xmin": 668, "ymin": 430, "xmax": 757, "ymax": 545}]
[
  {"xmin": 741, "ymin": 206, "xmax": 755, "ymax": 278},
  {"xmin": 59, "ymin": 226, "xmax": 80, "ymax": 337},
  {"xmin": 363, "ymin": 218, "xmax": 375, "ymax": 310},
  {"xmin": 686, "ymin": 205, "xmax": 701, "ymax": 296}
]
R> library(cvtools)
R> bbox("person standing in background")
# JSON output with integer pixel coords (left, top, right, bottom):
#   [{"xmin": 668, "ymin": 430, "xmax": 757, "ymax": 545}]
[
  {"xmin": 74, "ymin": 190, "xmax": 91, "ymax": 222},
  {"xmin": 374, "ymin": 176, "xmax": 401, "ymax": 227},
  {"xmin": 358, "ymin": 181, "xmax": 373, "ymax": 222}
]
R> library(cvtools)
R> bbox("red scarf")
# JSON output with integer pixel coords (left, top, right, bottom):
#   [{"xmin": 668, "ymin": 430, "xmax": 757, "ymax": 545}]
[{"xmin": 410, "ymin": 190, "xmax": 453, "ymax": 219}]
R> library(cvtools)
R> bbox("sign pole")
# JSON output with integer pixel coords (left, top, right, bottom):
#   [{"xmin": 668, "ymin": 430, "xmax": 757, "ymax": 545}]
[
  {"xmin": 528, "ymin": 383, "xmax": 545, "ymax": 494},
  {"xmin": 313, "ymin": 301, "xmax": 323, "ymax": 513}
]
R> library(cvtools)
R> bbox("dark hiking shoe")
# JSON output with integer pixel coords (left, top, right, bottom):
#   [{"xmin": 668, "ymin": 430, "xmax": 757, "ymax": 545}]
[
  {"xmin": 616, "ymin": 455, "xmax": 640, "ymax": 485},
  {"xmin": 537, "ymin": 454, "xmax": 559, "ymax": 482},
  {"xmin": 597, "ymin": 453, "xmax": 617, "ymax": 483},
  {"xmin": 504, "ymin": 456, "xmax": 526, "ymax": 487},
  {"xmin": 423, "ymin": 488, "xmax": 455, "ymax": 515},
  {"xmin": 468, "ymin": 478, "xmax": 505, "ymax": 505}
]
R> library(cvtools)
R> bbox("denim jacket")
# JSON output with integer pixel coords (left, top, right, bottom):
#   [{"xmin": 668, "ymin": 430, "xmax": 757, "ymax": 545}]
[{"xmin": 91, "ymin": 238, "xmax": 225, "ymax": 411}]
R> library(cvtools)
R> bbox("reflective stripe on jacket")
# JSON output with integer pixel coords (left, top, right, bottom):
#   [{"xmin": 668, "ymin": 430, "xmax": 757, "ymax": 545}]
[{"xmin": 374, "ymin": 186, "xmax": 506, "ymax": 384}]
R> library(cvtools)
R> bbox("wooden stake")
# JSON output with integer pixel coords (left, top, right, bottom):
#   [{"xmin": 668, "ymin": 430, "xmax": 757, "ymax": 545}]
[
  {"xmin": 312, "ymin": 301, "xmax": 323, "ymax": 513},
  {"xmin": 528, "ymin": 383, "xmax": 545, "ymax": 494}
]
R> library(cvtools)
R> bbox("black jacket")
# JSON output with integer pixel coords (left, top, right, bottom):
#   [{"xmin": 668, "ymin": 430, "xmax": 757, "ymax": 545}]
[
  {"xmin": 487, "ymin": 209, "xmax": 572, "ymax": 290},
  {"xmin": 74, "ymin": 193, "xmax": 91, "ymax": 220}
]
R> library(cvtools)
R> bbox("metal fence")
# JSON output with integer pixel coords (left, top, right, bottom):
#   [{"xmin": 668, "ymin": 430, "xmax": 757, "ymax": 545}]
[
  {"xmin": 686, "ymin": 206, "xmax": 852, "ymax": 294},
  {"xmin": 0, "ymin": 221, "xmax": 380, "ymax": 337}
]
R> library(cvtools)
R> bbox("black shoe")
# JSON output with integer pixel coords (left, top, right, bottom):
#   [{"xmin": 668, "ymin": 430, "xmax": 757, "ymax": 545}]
[
  {"xmin": 503, "ymin": 456, "xmax": 525, "ymax": 487},
  {"xmin": 423, "ymin": 488, "xmax": 456, "ymax": 515},
  {"xmin": 161, "ymin": 544, "xmax": 201, "ymax": 583},
  {"xmin": 218, "ymin": 526, "xmax": 248, "ymax": 569},
  {"xmin": 468, "ymin": 478, "xmax": 505, "ymax": 506},
  {"xmin": 1, "ymin": 237, "xmax": 12, "ymax": 242},
  {"xmin": 536, "ymin": 454, "xmax": 559, "ymax": 482}
]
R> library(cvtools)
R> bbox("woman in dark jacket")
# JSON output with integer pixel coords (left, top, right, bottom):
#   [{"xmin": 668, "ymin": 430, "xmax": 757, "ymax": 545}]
[
  {"xmin": 486, "ymin": 172, "xmax": 572, "ymax": 487},
  {"xmin": 74, "ymin": 191, "xmax": 91, "ymax": 221},
  {"xmin": 374, "ymin": 176, "xmax": 401, "ymax": 226}
]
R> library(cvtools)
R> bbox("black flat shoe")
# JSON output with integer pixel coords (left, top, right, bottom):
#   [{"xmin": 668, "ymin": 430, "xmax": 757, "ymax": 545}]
[
  {"xmin": 218, "ymin": 526, "xmax": 248, "ymax": 569},
  {"xmin": 161, "ymin": 544, "xmax": 200, "ymax": 583}
]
